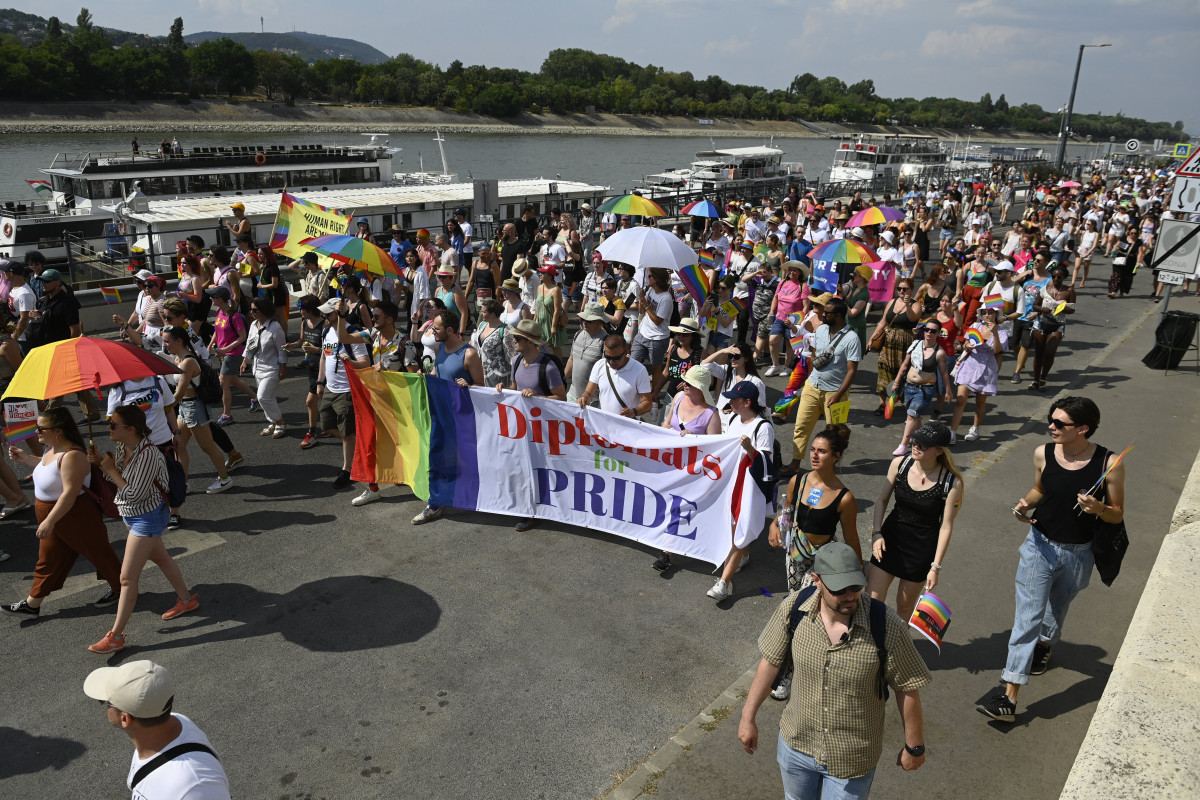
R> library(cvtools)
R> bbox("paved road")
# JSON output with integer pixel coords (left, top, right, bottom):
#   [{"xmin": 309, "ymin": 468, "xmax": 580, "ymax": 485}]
[{"xmin": 1, "ymin": 254, "xmax": 1197, "ymax": 800}]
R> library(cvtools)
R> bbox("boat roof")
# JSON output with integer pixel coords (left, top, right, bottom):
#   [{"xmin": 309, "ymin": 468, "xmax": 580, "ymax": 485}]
[
  {"xmin": 834, "ymin": 133, "xmax": 939, "ymax": 141},
  {"xmin": 692, "ymin": 146, "xmax": 783, "ymax": 158},
  {"xmin": 121, "ymin": 179, "xmax": 609, "ymax": 225}
]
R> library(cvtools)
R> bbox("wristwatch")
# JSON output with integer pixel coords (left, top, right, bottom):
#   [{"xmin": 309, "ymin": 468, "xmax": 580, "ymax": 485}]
[{"xmin": 904, "ymin": 743, "xmax": 926, "ymax": 757}]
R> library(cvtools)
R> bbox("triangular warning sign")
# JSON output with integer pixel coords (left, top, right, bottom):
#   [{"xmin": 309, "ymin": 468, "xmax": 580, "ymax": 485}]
[{"xmin": 1178, "ymin": 147, "xmax": 1200, "ymax": 178}]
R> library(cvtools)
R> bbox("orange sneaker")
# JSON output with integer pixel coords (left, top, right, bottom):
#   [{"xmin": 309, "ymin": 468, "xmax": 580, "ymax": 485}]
[
  {"xmin": 162, "ymin": 593, "xmax": 200, "ymax": 620},
  {"xmin": 88, "ymin": 630, "xmax": 126, "ymax": 654}
]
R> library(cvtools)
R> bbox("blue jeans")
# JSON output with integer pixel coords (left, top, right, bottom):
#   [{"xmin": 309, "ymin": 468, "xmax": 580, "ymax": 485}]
[
  {"xmin": 1002, "ymin": 528, "xmax": 1094, "ymax": 685},
  {"xmin": 777, "ymin": 732, "xmax": 876, "ymax": 800}
]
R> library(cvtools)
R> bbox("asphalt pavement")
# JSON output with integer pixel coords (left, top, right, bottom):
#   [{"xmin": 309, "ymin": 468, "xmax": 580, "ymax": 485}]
[{"xmin": 2, "ymin": 250, "xmax": 1198, "ymax": 800}]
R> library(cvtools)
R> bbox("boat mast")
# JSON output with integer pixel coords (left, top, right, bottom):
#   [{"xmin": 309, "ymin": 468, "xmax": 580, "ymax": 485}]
[{"xmin": 434, "ymin": 130, "xmax": 450, "ymax": 176}]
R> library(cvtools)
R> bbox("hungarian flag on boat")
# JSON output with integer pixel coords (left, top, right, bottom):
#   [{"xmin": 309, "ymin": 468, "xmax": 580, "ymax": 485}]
[{"xmin": 26, "ymin": 180, "xmax": 51, "ymax": 195}]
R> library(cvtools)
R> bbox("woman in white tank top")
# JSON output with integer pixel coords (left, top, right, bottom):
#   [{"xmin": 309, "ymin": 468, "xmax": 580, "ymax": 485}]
[{"xmin": 2, "ymin": 408, "xmax": 122, "ymax": 619}]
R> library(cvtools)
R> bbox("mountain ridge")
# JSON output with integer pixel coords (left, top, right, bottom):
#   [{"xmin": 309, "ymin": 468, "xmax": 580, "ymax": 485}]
[{"xmin": 183, "ymin": 30, "xmax": 389, "ymax": 65}]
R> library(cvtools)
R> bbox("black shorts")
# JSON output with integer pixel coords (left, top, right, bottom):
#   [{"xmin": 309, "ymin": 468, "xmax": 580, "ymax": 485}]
[
  {"xmin": 1012, "ymin": 318, "xmax": 1035, "ymax": 350},
  {"xmin": 305, "ymin": 360, "xmax": 319, "ymax": 394}
]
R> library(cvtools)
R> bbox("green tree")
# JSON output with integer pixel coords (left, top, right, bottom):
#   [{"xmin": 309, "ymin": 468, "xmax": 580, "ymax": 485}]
[
  {"xmin": 980, "ymin": 92, "xmax": 993, "ymax": 112},
  {"xmin": 164, "ymin": 17, "xmax": 189, "ymax": 94},
  {"xmin": 187, "ymin": 38, "xmax": 256, "ymax": 96}
]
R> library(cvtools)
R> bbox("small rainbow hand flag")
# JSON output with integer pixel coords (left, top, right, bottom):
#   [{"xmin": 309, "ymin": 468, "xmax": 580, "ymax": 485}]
[
  {"xmin": 909, "ymin": 592, "xmax": 952, "ymax": 653},
  {"xmin": 982, "ymin": 293, "xmax": 1005, "ymax": 310},
  {"xmin": 965, "ymin": 326, "xmax": 986, "ymax": 347},
  {"xmin": 721, "ymin": 297, "xmax": 747, "ymax": 317},
  {"xmin": 884, "ymin": 392, "xmax": 897, "ymax": 420},
  {"xmin": 698, "ymin": 249, "xmax": 717, "ymax": 269},
  {"xmin": 678, "ymin": 263, "xmax": 711, "ymax": 305},
  {"xmin": 3, "ymin": 420, "xmax": 37, "ymax": 443},
  {"xmin": 100, "ymin": 286, "xmax": 121, "ymax": 304}
]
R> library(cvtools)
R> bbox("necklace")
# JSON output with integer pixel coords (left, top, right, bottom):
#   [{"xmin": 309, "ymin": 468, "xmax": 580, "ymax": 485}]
[{"xmin": 1062, "ymin": 442, "xmax": 1090, "ymax": 462}]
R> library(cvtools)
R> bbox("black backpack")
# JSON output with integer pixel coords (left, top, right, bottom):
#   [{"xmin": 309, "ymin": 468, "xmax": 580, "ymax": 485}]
[
  {"xmin": 511, "ymin": 351, "xmax": 565, "ymax": 397},
  {"xmin": 775, "ymin": 585, "xmax": 891, "ymax": 700},
  {"xmin": 191, "ymin": 361, "xmax": 223, "ymax": 405},
  {"xmin": 726, "ymin": 414, "xmax": 782, "ymax": 493}
]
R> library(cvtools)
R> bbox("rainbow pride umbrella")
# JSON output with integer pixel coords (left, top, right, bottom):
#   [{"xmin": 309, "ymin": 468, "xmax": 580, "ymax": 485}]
[
  {"xmin": 299, "ymin": 234, "xmax": 401, "ymax": 277},
  {"xmin": 846, "ymin": 206, "xmax": 905, "ymax": 228},
  {"xmin": 807, "ymin": 238, "xmax": 880, "ymax": 265},
  {"xmin": 596, "ymin": 194, "xmax": 667, "ymax": 217},
  {"xmin": 680, "ymin": 200, "xmax": 721, "ymax": 218}
]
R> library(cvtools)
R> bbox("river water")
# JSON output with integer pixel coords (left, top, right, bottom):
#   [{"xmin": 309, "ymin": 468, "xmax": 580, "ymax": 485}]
[{"xmin": 0, "ymin": 131, "xmax": 1100, "ymax": 201}]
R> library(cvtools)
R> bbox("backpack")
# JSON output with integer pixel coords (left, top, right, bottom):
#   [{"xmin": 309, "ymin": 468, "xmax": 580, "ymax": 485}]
[
  {"xmin": 774, "ymin": 585, "xmax": 892, "ymax": 700},
  {"xmin": 726, "ymin": 414, "xmax": 782, "ymax": 496},
  {"xmin": 158, "ymin": 447, "xmax": 188, "ymax": 508},
  {"xmin": 897, "ymin": 454, "xmax": 955, "ymax": 500},
  {"xmin": 193, "ymin": 360, "xmax": 223, "ymax": 405},
  {"xmin": 511, "ymin": 351, "xmax": 566, "ymax": 397}
]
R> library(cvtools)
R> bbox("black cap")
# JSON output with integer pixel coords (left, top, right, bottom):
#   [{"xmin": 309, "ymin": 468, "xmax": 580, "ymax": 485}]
[{"xmin": 911, "ymin": 421, "xmax": 952, "ymax": 449}]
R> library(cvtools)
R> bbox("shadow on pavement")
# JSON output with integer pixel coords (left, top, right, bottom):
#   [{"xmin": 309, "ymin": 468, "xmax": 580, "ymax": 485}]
[
  {"xmin": 0, "ymin": 727, "xmax": 87, "ymax": 778},
  {"xmin": 101, "ymin": 575, "xmax": 441, "ymax": 659},
  {"xmin": 194, "ymin": 510, "xmax": 338, "ymax": 537}
]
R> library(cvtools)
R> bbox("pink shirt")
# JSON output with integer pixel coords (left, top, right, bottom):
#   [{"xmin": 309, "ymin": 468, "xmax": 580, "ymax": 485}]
[
  {"xmin": 213, "ymin": 309, "xmax": 247, "ymax": 356},
  {"xmin": 775, "ymin": 280, "xmax": 805, "ymax": 318}
]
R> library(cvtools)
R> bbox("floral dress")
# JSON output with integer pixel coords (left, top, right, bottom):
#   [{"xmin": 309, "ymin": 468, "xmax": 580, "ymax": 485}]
[{"xmin": 471, "ymin": 322, "xmax": 511, "ymax": 388}]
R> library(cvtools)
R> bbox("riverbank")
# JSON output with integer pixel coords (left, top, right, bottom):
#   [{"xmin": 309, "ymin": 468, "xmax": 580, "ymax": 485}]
[{"xmin": 0, "ymin": 100, "xmax": 1061, "ymax": 145}]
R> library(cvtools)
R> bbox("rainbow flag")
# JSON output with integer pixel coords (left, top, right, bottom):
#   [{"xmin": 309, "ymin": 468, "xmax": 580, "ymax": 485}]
[
  {"xmin": 721, "ymin": 297, "xmax": 746, "ymax": 317},
  {"xmin": 698, "ymin": 249, "xmax": 717, "ymax": 269},
  {"xmin": 3, "ymin": 420, "xmax": 37, "ymax": 442},
  {"xmin": 678, "ymin": 263, "xmax": 711, "ymax": 305},
  {"xmin": 346, "ymin": 367, "xmax": 434, "ymax": 500},
  {"xmin": 772, "ymin": 353, "xmax": 809, "ymax": 418},
  {"xmin": 964, "ymin": 326, "xmax": 985, "ymax": 347},
  {"xmin": 884, "ymin": 392, "xmax": 897, "ymax": 420},
  {"xmin": 982, "ymin": 293, "xmax": 1005, "ymax": 310},
  {"xmin": 26, "ymin": 179, "xmax": 51, "ymax": 195},
  {"xmin": 100, "ymin": 286, "xmax": 121, "ymax": 304},
  {"xmin": 909, "ymin": 592, "xmax": 952, "ymax": 652}
]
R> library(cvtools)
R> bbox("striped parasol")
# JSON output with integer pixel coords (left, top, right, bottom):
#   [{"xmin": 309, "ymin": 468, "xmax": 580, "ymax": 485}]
[{"xmin": 596, "ymin": 194, "xmax": 668, "ymax": 217}]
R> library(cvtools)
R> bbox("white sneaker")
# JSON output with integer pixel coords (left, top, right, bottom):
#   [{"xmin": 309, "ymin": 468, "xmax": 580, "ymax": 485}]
[
  {"xmin": 411, "ymin": 506, "xmax": 442, "ymax": 525},
  {"xmin": 352, "ymin": 488, "xmax": 380, "ymax": 506},
  {"xmin": 735, "ymin": 553, "xmax": 750, "ymax": 573},
  {"xmin": 965, "ymin": 426, "xmax": 980, "ymax": 442},
  {"xmin": 205, "ymin": 477, "xmax": 232, "ymax": 494},
  {"xmin": 706, "ymin": 578, "xmax": 733, "ymax": 601},
  {"xmin": 770, "ymin": 677, "xmax": 792, "ymax": 701}
]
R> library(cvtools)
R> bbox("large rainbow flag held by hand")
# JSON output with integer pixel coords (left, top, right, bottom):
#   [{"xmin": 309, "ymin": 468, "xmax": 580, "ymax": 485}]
[
  {"xmin": 909, "ymin": 592, "xmax": 952, "ymax": 652},
  {"xmin": 677, "ymin": 263, "xmax": 711, "ymax": 305}
]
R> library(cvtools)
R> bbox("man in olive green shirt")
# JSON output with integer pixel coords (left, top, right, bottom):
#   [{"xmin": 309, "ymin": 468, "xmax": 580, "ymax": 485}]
[
  {"xmin": 845, "ymin": 264, "xmax": 872, "ymax": 351},
  {"xmin": 739, "ymin": 543, "xmax": 930, "ymax": 798}
]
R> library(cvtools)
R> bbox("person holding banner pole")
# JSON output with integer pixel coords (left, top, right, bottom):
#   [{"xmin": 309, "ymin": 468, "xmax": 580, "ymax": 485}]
[
  {"xmin": 706, "ymin": 381, "xmax": 775, "ymax": 602},
  {"xmin": 317, "ymin": 299, "xmax": 372, "ymax": 491}
]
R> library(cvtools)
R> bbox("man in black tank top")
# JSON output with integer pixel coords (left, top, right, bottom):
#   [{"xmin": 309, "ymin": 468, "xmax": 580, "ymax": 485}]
[{"xmin": 977, "ymin": 397, "xmax": 1125, "ymax": 724}]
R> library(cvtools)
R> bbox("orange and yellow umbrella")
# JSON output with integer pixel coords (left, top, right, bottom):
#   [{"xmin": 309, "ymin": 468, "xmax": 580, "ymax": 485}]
[
  {"xmin": 300, "ymin": 234, "xmax": 402, "ymax": 277},
  {"xmin": 1, "ymin": 336, "xmax": 179, "ymax": 401}
]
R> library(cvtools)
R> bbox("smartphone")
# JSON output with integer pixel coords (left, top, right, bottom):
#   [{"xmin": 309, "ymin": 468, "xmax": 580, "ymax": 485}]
[{"xmin": 1010, "ymin": 506, "xmax": 1034, "ymax": 523}]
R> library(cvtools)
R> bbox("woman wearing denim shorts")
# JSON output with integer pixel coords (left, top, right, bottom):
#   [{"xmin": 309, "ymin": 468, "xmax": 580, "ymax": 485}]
[
  {"xmin": 85, "ymin": 405, "xmax": 200, "ymax": 655},
  {"xmin": 886, "ymin": 321, "xmax": 953, "ymax": 457}
]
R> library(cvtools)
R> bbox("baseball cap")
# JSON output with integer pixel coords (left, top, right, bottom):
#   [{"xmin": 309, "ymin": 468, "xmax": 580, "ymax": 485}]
[
  {"xmin": 84, "ymin": 660, "xmax": 175, "ymax": 718},
  {"xmin": 537, "ymin": 264, "xmax": 558, "ymax": 277},
  {"xmin": 134, "ymin": 269, "xmax": 154, "ymax": 281},
  {"xmin": 580, "ymin": 202, "xmax": 592, "ymax": 210},
  {"xmin": 40, "ymin": 268, "xmax": 64, "ymax": 282},
  {"xmin": 453, "ymin": 207, "xmax": 466, "ymax": 216},
  {"xmin": 854, "ymin": 264, "xmax": 873, "ymax": 281},
  {"xmin": 204, "ymin": 285, "xmax": 232, "ymax": 302},
  {"xmin": 812, "ymin": 542, "xmax": 867, "ymax": 592},
  {"xmin": 317, "ymin": 298, "xmax": 340, "ymax": 315},
  {"xmin": 911, "ymin": 420, "xmax": 952, "ymax": 449},
  {"xmin": 721, "ymin": 380, "xmax": 759, "ymax": 401},
  {"xmin": 229, "ymin": 202, "xmax": 245, "ymax": 211},
  {"xmin": 1, "ymin": 260, "xmax": 28, "ymax": 276},
  {"xmin": 850, "ymin": 226, "xmax": 864, "ymax": 237},
  {"xmin": 357, "ymin": 216, "xmax": 368, "ymax": 224},
  {"xmin": 993, "ymin": 260, "xmax": 1015, "ymax": 273}
]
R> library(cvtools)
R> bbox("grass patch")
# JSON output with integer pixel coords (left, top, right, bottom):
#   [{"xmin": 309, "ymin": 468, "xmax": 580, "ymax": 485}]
[
  {"xmin": 699, "ymin": 706, "xmax": 733, "ymax": 732},
  {"xmin": 642, "ymin": 771, "xmax": 665, "ymax": 795}
]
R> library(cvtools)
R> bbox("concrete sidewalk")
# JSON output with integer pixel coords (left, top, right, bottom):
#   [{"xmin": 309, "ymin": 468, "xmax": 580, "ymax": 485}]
[{"xmin": 608, "ymin": 300, "xmax": 1200, "ymax": 800}]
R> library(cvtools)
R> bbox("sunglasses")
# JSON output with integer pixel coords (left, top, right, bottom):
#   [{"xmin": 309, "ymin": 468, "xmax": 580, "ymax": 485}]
[
  {"xmin": 1048, "ymin": 416, "xmax": 1078, "ymax": 430},
  {"xmin": 603, "ymin": 352, "xmax": 625, "ymax": 362},
  {"xmin": 828, "ymin": 584, "xmax": 864, "ymax": 596},
  {"xmin": 36, "ymin": 425, "xmax": 59, "ymax": 433},
  {"xmin": 924, "ymin": 328, "xmax": 940, "ymax": 334}
]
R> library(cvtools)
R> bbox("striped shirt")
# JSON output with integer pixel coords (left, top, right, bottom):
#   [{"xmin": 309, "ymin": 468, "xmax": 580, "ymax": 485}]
[
  {"xmin": 758, "ymin": 590, "xmax": 931, "ymax": 779},
  {"xmin": 109, "ymin": 440, "xmax": 169, "ymax": 517}
]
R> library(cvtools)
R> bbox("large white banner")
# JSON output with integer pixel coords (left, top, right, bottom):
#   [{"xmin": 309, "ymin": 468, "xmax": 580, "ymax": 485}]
[{"xmin": 465, "ymin": 389, "xmax": 752, "ymax": 566}]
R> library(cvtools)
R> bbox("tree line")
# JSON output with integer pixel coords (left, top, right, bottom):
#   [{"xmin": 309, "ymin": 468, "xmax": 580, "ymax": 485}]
[{"xmin": 0, "ymin": 11, "xmax": 1184, "ymax": 144}]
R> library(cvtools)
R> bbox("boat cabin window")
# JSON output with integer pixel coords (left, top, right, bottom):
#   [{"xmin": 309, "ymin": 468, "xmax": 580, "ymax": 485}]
[
  {"xmin": 239, "ymin": 172, "xmax": 289, "ymax": 192},
  {"xmin": 187, "ymin": 173, "xmax": 244, "ymax": 193}
]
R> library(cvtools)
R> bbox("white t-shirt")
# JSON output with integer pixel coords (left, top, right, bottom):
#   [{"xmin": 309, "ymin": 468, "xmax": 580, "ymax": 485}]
[
  {"xmin": 588, "ymin": 358, "xmax": 651, "ymax": 416},
  {"xmin": 126, "ymin": 714, "xmax": 230, "ymax": 800},
  {"xmin": 322, "ymin": 327, "xmax": 369, "ymax": 395},
  {"xmin": 637, "ymin": 288, "xmax": 673, "ymax": 341},
  {"xmin": 408, "ymin": 268, "xmax": 431, "ymax": 320},
  {"xmin": 743, "ymin": 218, "xmax": 767, "ymax": 243},
  {"xmin": 8, "ymin": 285, "xmax": 35, "ymax": 340},
  {"xmin": 540, "ymin": 241, "xmax": 567, "ymax": 267},
  {"xmin": 708, "ymin": 364, "xmax": 768, "ymax": 417},
  {"xmin": 108, "ymin": 376, "xmax": 176, "ymax": 446},
  {"xmin": 460, "ymin": 220, "xmax": 474, "ymax": 253},
  {"xmin": 724, "ymin": 412, "xmax": 775, "ymax": 456}
]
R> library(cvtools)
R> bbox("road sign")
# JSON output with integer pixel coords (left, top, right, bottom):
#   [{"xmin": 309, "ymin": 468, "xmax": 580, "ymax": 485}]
[
  {"xmin": 1125, "ymin": 139, "xmax": 1140, "ymax": 153},
  {"xmin": 1177, "ymin": 146, "xmax": 1200, "ymax": 178},
  {"xmin": 1151, "ymin": 219, "xmax": 1200, "ymax": 276},
  {"xmin": 1158, "ymin": 271, "xmax": 1185, "ymax": 286},
  {"xmin": 1170, "ymin": 177, "xmax": 1200, "ymax": 215}
]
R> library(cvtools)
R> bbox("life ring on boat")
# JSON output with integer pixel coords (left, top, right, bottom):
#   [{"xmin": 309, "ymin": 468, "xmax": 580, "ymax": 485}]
[
  {"xmin": 1, "ymin": 223, "xmax": 11, "ymax": 238},
  {"xmin": 254, "ymin": 152, "xmax": 267, "ymax": 166}
]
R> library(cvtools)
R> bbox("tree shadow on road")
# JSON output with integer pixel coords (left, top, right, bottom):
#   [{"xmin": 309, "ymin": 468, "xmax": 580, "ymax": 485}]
[
  {"xmin": 97, "ymin": 575, "xmax": 441, "ymax": 661},
  {"xmin": 0, "ymin": 727, "xmax": 87, "ymax": 778},
  {"xmin": 191, "ymin": 510, "xmax": 339, "ymax": 537}
]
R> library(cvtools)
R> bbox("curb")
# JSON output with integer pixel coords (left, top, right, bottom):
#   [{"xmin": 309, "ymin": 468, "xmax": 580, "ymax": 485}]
[{"xmin": 604, "ymin": 298, "xmax": 1160, "ymax": 800}]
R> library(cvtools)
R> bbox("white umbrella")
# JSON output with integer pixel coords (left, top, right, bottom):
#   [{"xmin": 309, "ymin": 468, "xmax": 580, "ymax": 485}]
[{"xmin": 595, "ymin": 227, "xmax": 698, "ymax": 271}]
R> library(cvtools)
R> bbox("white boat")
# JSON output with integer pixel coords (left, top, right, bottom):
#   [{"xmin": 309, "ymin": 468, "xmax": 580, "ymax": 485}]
[
  {"xmin": 640, "ymin": 145, "xmax": 804, "ymax": 198},
  {"xmin": 828, "ymin": 134, "xmax": 948, "ymax": 184},
  {"xmin": 0, "ymin": 134, "xmax": 399, "ymax": 262},
  {"xmin": 120, "ymin": 178, "xmax": 611, "ymax": 266}
]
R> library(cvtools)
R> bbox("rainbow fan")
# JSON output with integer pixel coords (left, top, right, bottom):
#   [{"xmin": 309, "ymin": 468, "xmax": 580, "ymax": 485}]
[{"xmin": 964, "ymin": 326, "xmax": 986, "ymax": 347}]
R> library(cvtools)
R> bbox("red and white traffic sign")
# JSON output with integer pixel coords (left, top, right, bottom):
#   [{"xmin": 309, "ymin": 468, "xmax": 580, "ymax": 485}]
[{"xmin": 1178, "ymin": 146, "xmax": 1200, "ymax": 178}]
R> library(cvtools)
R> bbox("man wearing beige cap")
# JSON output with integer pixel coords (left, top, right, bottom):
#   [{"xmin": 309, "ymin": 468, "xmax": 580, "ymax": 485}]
[{"xmin": 84, "ymin": 660, "xmax": 230, "ymax": 798}]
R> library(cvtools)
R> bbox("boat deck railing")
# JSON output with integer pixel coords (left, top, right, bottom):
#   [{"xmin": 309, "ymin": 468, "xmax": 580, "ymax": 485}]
[{"xmin": 49, "ymin": 145, "xmax": 387, "ymax": 174}]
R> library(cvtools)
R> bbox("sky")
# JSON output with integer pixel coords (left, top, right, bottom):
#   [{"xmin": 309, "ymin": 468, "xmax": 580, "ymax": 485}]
[{"xmin": 34, "ymin": 0, "xmax": 1200, "ymax": 133}]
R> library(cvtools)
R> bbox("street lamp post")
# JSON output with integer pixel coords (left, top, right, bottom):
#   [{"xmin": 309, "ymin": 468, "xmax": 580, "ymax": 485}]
[{"xmin": 1054, "ymin": 43, "xmax": 1111, "ymax": 169}]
